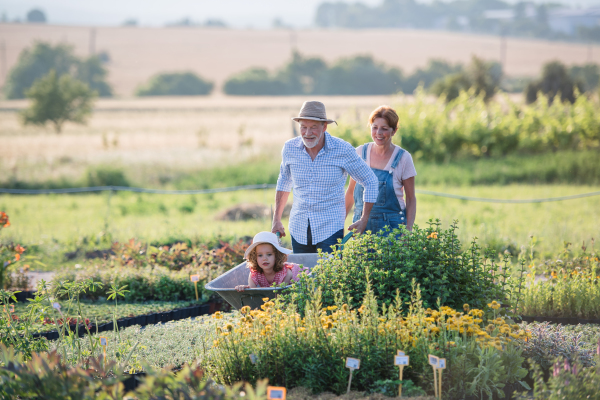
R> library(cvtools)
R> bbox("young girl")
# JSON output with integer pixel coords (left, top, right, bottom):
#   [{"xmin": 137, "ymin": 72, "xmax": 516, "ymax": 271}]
[{"xmin": 235, "ymin": 231, "xmax": 306, "ymax": 292}]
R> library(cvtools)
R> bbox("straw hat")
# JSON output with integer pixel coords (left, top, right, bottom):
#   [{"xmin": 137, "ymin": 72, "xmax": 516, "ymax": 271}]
[
  {"xmin": 291, "ymin": 101, "xmax": 337, "ymax": 124},
  {"xmin": 244, "ymin": 231, "xmax": 292, "ymax": 259}
]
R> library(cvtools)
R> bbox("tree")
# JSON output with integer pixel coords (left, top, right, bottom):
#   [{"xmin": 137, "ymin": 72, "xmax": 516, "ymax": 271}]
[
  {"xmin": 136, "ymin": 72, "xmax": 213, "ymax": 96},
  {"xmin": 525, "ymin": 61, "xmax": 585, "ymax": 104},
  {"xmin": 430, "ymin": 56, "xmax": 501, "ymax": 102},
  {"xmin": 26, "ymin": 9, "xmax": 46, "ymax": 23},
  {"xmin": 4, "ymin": 42, "xmax": 113, "ymax": 99},
  {"xmin": 21, "ymin": 70, "xmax": 96, "ymax": 133}
]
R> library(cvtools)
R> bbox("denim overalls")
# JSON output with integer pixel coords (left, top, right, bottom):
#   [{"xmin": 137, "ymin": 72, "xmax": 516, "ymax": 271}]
[{"xmin": 353, "ymin": 144, "xmax": 406, "ymax": 235}]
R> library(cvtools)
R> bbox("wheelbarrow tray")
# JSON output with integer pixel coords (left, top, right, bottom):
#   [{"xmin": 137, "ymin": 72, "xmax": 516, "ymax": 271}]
[{"xmin": 204, "ymin": 253, "xmax": 320, "ymax": 310}]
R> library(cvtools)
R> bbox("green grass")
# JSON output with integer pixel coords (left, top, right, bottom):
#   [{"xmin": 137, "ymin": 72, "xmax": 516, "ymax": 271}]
[{"xmin": 2, "ymin": 184, "xmax": 599, "ymax": 267}]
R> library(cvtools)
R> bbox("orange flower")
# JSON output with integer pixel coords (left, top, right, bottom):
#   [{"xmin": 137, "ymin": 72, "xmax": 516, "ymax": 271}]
[
  {"xmin": 0, "ymin": 211, "xmax": 9, "ymax": 228},
  {"xmin": 427, "ymin": 232, "xmax": 438, "ymax": 239},
  {"xmin": 15, "ymin": 254, "xmax": 20, "ymax": 261},
  {"xmin": 15, "ymin": 245, "xmax": 25, "ymax": 254}
]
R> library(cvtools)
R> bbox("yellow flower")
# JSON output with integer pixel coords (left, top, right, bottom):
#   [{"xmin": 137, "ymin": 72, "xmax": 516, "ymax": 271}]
[
  {"xmin": 262, "ymin": 297, "xmax": 269, "ymax": 302},
  {"xmin": 225, "ymin": 323, "xmax": 234, "ymax": 331},
  {"xmin": 213, "ymin": 311, "xmax": 223, "ymax": 319},
  {"xmin": 463, "ymin": 304, "xmax": 470, "ymax": 312},
  {"xmin": 427, "ymin": 232, "xmax": 438, "ymax": 239},
  {"xmin": 241, "ymin": 306, "xmax": 251, "ymax": 315}
]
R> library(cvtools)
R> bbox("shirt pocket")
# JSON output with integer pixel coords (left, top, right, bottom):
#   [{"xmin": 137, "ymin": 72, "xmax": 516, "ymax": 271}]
[{"xmin": 289, "ymin": 162, "xmax": 312, "ymax": 188}]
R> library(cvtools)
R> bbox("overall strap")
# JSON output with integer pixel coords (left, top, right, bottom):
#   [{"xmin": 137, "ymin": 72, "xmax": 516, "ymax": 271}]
[
  {"xmin": 361, "ymin": 143, "xmax": 370, "ymax": 161},
  {"xmin": 389, "ymin": 147, "xmax": 406, "ymax": 171}
]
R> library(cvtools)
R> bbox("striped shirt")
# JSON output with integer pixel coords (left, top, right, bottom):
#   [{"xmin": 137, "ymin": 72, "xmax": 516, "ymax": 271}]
[{"xmin": 276, "ymin": 132, "xmax": 378, "ymax": 245}]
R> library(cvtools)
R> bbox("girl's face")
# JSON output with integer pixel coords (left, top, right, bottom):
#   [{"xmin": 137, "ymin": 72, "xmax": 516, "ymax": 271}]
[
  {"xmin": 370, "ymin": 117, "xmax": 396, "ymax": 147},
  {"xmin": 255, "ymin": 243, "xmax": 276, "ymax": 273}
]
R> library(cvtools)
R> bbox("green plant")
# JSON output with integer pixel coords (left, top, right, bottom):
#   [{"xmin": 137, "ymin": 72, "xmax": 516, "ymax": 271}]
[
  {"xmin": 517, "ymin": 322, "xmax": 597, "ymax": 373},
  {"xmin": 85, "ymin": 166, "xmax": 130, "ymax": 187},
  {"xmin": 526, "ymin": 61, "xmax": 586, "ymax": 104},
  {"xmin": 136, "ymin": 72, "xmax": 214, "ymax": 96},
  {"xmin": 286, "ymin": 219, "xmax": 516, "ymax": 312},
  {"xmin": 20, "ymin": 70, "xmax": 96, "ymax": 133}
]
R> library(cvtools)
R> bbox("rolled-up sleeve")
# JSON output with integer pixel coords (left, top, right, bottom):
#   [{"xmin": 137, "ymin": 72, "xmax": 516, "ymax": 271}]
[
  {"xmin": 276, "ymin": 148, "xmax": 293, "ymax": 192},
  {"xmin": 344, "ymin": 148, "xmax": 378, "ymax": 203}
]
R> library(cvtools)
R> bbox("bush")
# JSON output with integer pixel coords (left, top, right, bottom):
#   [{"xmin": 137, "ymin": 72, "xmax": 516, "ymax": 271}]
[
  {"xmin": 20, "ymin": 70, "xmax": 96, "ymax": 133},
  {"xmin": 526, "ymin": 61, "xmax": 585, "ymax": 104},
  {"xmin": 286, "ymin": 220, "xmax": 516, "ymax": 313},
  {"xmin": 136, "ymin": 72, "xmax": 213, "ymax": 96},
  {"xmin": 430, "ymin": 56, "xmax": 502, "ymax": 102},
  {"xmin": 223, "ymin": 68, "xmax": 289, "ymax": 95},
  {"xmin": 4, "ymin": 41, "xmax": 112, "ymax": 99},
  {"xmin": 402, "ymin": 59, "xmax": 464, "ymax": 93},
  {"xmin": 85, "ymin": 166, "xmax": 130, "ymax": 187}
]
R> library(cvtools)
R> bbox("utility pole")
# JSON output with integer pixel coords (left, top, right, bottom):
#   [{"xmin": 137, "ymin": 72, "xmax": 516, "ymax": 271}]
[
  {"xmin": 588, "ymin": 41, "xmax": 593, "ymax": 63},
  {"xmin": 500, "ymin": 29, "xmax": 507, "ymax": 71},
  {"xmin": 89, "ymin": 28, "xmax": 96, "ymax": 56},
  {"xmin": 290, "ymin": 29, "xmax": 297, "ymax": 54},
  {"xmin": 0, "ymin": 40, "xmax": 5, "ymax": 90}
]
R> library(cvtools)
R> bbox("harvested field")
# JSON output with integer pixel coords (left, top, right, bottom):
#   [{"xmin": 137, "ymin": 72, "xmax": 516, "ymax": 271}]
[{"xmin": 1, "ymin": 23, "xmax": 598, "ymax": 96}]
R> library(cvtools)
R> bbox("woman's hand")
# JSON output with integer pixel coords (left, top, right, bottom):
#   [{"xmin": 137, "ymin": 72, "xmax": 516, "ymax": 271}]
[
  {"xmin": 235, "ymin": 285, "xmax": 250, "ymax": 292},
  {"xmin": 348, "ymin": 218, "xmax": 368, "ymax": 234}
]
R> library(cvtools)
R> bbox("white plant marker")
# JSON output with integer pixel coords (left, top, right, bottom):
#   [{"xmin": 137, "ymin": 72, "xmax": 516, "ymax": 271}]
[
  {"xmin": 267, "ymin": 386, "xmax": 286, "ymax": 400},
  {"xmin": 394, "ymin": 350, "xmax": 410, "ymax": 397},
  {"xmin": 190, "ymin": 275, "xmax": 200, "ymax": 301},
  {"xmin": 249, "ymin": 353, "xmax": 258, "ymax": 364},
  {"xmin": 428, "ymin": 355, "xmax": 439, "ymax": 399},
  {"xmin": 437, "ymin": 358, "xmax": 446, "ymax": 399},
  {"xmin": 345, "ymin": 357, "xmax": 360, "ymax": 394}
]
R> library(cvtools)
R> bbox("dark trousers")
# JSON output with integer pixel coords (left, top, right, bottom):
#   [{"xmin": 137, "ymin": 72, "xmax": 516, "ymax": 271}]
[{"xmin": 291, "ymin": 223, "xmax": 344, "ymax": 254}]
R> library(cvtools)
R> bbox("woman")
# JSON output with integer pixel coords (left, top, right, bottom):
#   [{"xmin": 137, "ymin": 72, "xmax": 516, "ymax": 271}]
[{"xmin": 345, "ymin": 106, "xmax": 417, "ymax": 235}]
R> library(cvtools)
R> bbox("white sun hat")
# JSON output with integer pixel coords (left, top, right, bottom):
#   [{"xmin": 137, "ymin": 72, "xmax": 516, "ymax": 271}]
[{"xmin": 244, "ymin": 231, "xmax": 292, "ymax": 259}]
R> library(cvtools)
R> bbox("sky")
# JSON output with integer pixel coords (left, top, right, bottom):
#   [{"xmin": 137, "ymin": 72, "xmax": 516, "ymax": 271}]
[{"xmin": 2, "ymin": 0, "xmax": 600, "ymax": 29}]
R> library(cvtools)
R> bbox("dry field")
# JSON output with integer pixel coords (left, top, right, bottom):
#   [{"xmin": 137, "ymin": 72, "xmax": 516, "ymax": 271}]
[
  {"xmin": 1, "ymin": 23, "xmax": 599, "ymax": 96},
  {"xmin": 0, "ymin": 95, "xmax": 397, "ymax": 183}
]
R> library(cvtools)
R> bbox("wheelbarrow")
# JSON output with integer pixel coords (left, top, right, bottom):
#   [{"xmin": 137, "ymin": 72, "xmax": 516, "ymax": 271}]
[
  {"xmin": 205, "ymin": 232, "xmax": 353, "ymax": 310},
  {"xmin": 204, "ymin": 253, "xmax": 321, "ymax": 310}
]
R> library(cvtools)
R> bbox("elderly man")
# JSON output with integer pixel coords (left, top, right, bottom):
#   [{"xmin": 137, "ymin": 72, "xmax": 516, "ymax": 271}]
[{"xmin": 272, "ymin": 101, "xmax": 379, "ymax": 254}]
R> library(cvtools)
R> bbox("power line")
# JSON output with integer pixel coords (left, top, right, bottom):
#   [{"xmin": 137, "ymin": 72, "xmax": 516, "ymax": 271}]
[{"xmin": 1, "ymin": 185, "xmax": 599, "ymax": 203}]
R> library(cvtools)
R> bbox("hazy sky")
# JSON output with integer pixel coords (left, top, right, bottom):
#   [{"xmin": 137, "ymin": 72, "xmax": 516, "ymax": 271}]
[{"xmin": 2, "ymin": 0, "xmax": 600, "ymax": 29}]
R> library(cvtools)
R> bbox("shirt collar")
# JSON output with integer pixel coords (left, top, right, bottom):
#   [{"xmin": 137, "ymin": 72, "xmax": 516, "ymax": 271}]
[{"xmin": 296, "ymin": 131, "xmax": 331, "ymax": 152}]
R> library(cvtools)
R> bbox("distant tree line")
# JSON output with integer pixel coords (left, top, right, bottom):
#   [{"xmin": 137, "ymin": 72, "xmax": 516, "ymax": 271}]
[
  {"xmin": 223, "ymin": 51, "xmax": 467, "ymax": 96},
  {"xmin": 315, "ymin": 0, "xmax": 600, "ymax": 43}
]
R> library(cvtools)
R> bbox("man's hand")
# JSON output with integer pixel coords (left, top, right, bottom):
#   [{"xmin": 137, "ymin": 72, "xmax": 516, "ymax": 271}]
[
  {"xmin": 272, "ymin": 219, "xmax": 286, "ymax": 237},
  {"xmin": 348, "ymin": 218, "xmax": 368, "ymax": 234}
]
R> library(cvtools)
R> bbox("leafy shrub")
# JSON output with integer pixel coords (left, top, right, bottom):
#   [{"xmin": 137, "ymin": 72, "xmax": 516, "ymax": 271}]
[
  {"xmin": 286, "ymin": 220, "xmax": 515, "ymax": 312},
  {"xmin": 525, "ymin": 61, "xmax": 585, "ymax": 104},
  {"xmin": 0, "ymin": 343, "xmax": 268, "ymax": 399},
  {"xmin": 223, "ymin": 68, "xmax": 290, "ymax": 95},
  {"xmin": 518, "ymin": 322, "xmax": 598, "ymax": 373},
  {"xmin": 85, "ymin": 166, "xmax": 130, "ymax": 187},
  {"xmin": 136, "ymin": 72, "xmax": 214, "ymax": 96},
  {"xmin": 4, "ymin": 41, "xmax": 112, "ymax": 99},
  {"xmin": 402, "ymin": 59, "xmax": 464, "ymax": 94},
  {"xmin": 210, "ymin": 283, "xmax": 529, "ymax": 397}
]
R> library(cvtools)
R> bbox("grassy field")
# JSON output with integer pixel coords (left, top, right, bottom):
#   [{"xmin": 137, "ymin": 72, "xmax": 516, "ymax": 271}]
[
  {"xmin": 1, "ymin": 184, "xmax": 599, "ymax": 268},
  {"xmin": 2, "ymin": 23, "xmax": 600, "ymax": 95}
]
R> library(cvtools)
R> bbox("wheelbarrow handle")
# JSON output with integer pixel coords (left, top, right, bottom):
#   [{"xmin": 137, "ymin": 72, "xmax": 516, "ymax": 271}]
[{"xmin": 341, "ymin": 231, "xmax": 353, "ymax": 245}]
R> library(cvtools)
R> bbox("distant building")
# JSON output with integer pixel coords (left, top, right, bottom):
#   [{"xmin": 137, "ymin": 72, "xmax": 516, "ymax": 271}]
[{"xmin": 548, "ymin": 8, "xmax": 600, "ymax": 35}]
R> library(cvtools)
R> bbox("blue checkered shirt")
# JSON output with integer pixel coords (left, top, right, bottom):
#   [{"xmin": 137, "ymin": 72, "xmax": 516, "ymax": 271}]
[{"xmin": 276, "ymin": 132, "xmax": 378, "ymax": 245}]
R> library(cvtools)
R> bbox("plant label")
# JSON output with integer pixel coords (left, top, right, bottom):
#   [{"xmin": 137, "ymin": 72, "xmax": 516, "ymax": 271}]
[
  {"xmin": 190, "ymin": 274, "xmax": 200, "ymax": 282},
  {"xmin": 395, "ymin": 355, "xmax": 409, "ymax": 366},
  {"xmin": 345, "ymin": 357, "xmax": 360, "ymax": 370},
  {"xmin": 428, "ymin": 354, "xmax": 439, "ymax": 368},
  {"xmin": 52, "ymin": 302, "xmax": 61, "ymax": 310},
  {"xmin": 438, "ymin": 358, "xmax": 446, "ymax": 369},
  {"xmin": 249, "ymin": 354, "xmax": 258, "ymax": 364},
  {"xmin": 267, "ymin": 387, "xmax": 286, "ymax": 400},
  {"xmin": 99, "ymin": 337, "xmax": 107, "ymax": 346},
  {"xmin": 396, "ymin": 350, "xmax": 405, "ymax": 356}
]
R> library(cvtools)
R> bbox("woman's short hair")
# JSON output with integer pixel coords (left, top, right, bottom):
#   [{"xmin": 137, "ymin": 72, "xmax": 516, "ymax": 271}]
[
  {"xmin": 368, "ymin": 106, "xmax": 399, "ymax": 131},
  {"xmin": 247, "ymin": 244, "xmax": 287, "ymax": 274}
]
